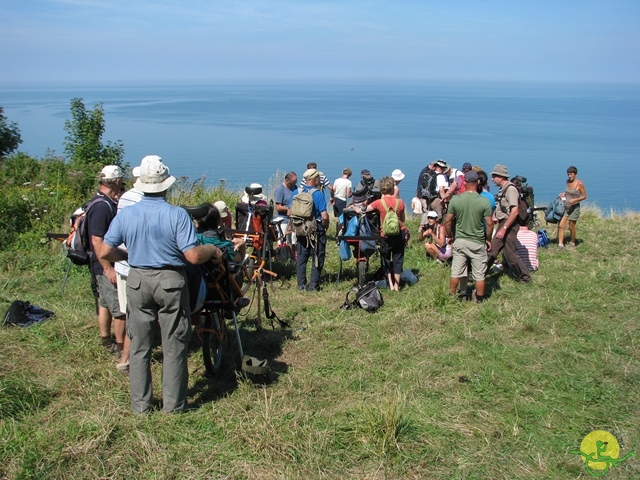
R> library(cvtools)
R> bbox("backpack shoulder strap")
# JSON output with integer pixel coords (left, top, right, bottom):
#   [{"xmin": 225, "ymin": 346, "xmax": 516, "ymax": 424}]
[
  {"xmin": 86, "ymin": 196, "xmax": 115, "ymax": 215},
  {"xmin": 381, "ymin": 197, "xmax": 389, "ymax": 212},
  {"xmin": 341, "ymin": 287, "xmax": 358, "ymax": 310}
]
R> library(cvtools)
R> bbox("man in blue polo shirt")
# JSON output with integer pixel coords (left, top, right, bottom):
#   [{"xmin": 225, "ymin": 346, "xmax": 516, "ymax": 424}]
[
  {"xmin": 291, "ymin": 168, "xmax": 329, "ymax": 291},
  {"xmin": 100, "ymin": 155, "xmax": 222, "ymax": 414}
]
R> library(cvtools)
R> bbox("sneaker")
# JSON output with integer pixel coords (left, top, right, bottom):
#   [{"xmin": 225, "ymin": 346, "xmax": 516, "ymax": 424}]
[
  {"xmin": 491, "ymin": 264, "xmax": 503, "ymax": 274},
  {"xmin": 556, "ymin": 244, "xmax": 564, "ymax": 251},
  {"xmin": 116, "ymin": 362, "xmax": 130, "ymax": 375},
  {"xmin": 567, "ymin": 242, "xmax": 576, "ymax": 250}
]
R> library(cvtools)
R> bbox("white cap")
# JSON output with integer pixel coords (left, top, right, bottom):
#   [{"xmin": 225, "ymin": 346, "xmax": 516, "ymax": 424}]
[
  {"xmin": 133, "ymin": 155, "xmax": 176, "ymax": 193},
  {"xmin": 99, "ymin": 165, "xmax": 124, "ymax": 180},
  {"xmin": 131, "ymin": 166, "xmax": 141, "ymax": 178},
  {"xmin": 214, "ymin": 200, "xmax": 229, "ymax": 218},
  {"xmin": 392, "ymin": 169, "xmax": 405, "ymax": 181}
]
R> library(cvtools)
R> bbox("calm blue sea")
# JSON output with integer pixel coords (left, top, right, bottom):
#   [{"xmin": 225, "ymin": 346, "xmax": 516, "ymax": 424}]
[{"xmin": 2, "ymin": 82, "xmax": 639, "ymax": 212}]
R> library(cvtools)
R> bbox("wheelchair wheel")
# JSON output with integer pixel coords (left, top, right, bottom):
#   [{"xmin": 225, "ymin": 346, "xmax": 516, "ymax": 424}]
[
  {"xmin": 358, "ymin": 259, "xmax": 367, "ymax": 287},
  {"xmin": 202, "ymin": 311, "xmax": 225, "ymax": 375}
]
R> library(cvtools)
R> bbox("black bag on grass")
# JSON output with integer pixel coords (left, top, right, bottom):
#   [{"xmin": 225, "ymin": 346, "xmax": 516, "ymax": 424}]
[
  {"xmin": 3, "ymin": 300, "xmax": 55, "ymax": 327},
  {"xmin": 341, "ymin": 282, "xmax": 384, "ymax": 312}
]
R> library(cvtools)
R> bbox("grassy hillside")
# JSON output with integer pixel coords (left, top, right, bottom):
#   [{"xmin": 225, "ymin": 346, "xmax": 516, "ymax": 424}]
[{"xmin": 1, "ymin": 205, "xmax": 639, "ymax": 479}]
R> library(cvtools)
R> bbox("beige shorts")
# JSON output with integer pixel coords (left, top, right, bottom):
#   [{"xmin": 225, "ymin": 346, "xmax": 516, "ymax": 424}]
[{"xmin": 450, "ymin": 238, "xmax": 488, "ymax": 281}]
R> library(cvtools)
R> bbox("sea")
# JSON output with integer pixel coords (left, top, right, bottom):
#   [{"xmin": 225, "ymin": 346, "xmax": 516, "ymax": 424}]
[{"xmin": 2, "ymin": 82, "xmax": 639, "ymax": 213}]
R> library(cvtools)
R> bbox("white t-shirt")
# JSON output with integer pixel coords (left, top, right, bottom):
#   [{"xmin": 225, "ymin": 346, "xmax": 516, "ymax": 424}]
[
  {"xmin": 436, "ymin": 174, "xmax": 449, "ymax": 191},
  {"xmin": 411, "ymin": 197, "xmax": 422, "ymax": 214},
  {"xmin": 333, "ymin": 177, "xmax": 352, "ymax": 201}
]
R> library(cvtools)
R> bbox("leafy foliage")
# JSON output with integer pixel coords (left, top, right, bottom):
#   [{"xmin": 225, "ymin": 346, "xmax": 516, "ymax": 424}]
[
  {"xmin": 0, "ymin": 106, "xmax": 22, "ymax": 158},
  {"xmin": 63, "ymin": 98, "xmax": 125, "ymax": 195},
  {"xmin": 0, "ymin": 153, "xmax": 81, "ymax": 250}
]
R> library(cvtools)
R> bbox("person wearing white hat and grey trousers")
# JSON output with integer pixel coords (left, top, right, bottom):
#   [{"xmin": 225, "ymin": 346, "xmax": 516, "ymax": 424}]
[{"xmin": 100, "ymin": 155, "xmax": 222, "ymax": 414}]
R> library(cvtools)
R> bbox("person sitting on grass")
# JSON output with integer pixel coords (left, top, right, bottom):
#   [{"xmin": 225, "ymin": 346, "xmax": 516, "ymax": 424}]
[{"xmin": 419, "ymin": 210, "xmax": 451, "ymax": 264}]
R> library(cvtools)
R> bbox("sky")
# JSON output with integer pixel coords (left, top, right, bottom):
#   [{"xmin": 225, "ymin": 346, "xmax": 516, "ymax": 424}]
[{"xmin": 1, "ymin": 0, "xmax": 639, "ymax": 85}]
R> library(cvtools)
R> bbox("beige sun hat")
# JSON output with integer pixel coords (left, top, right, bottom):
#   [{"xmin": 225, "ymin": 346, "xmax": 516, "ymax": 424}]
[{"xmin": 134, "ymin": 155, "xmax": 176, "ymax": 193}]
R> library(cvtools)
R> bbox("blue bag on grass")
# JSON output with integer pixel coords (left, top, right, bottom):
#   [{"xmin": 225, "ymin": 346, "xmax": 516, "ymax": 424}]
[{"xmin": 538, "ymin": 228, "xmax": 550, "ymax": 248}]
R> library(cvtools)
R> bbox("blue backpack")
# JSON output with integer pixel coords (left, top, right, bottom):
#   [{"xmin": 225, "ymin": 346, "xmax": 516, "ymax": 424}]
[
  {"xmin": 545, "ymin": 197, "xmax": 565, "ymax": 224},
  {"xmin": 538, "ymin": 228, "xmax": 550, "ymax": 248},
  {"xmin": 339, "ymin": 215, "xmax": 359, "ymax": 261}
]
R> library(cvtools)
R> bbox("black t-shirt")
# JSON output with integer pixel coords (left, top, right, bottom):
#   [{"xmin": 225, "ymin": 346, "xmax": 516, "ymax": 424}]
[{"xmin": 85, "ymin": 192, "xmax": 117, "ymax": 276}]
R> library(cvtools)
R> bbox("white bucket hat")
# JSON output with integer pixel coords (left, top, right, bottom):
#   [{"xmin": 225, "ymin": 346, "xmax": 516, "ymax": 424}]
[
  {"xmin": 392, "ymin": 169, "xmax": 405, "ymax": 181},
  {"xmin": 134, "ymin": 155, "xmax": 176, "ymax": 193}
]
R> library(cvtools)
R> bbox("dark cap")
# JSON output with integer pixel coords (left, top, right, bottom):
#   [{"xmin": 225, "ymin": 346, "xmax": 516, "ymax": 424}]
[
  {"xmin": 462, "ymin": 162, "xmax": 473, "ymax": 171},
  {"xmin": 464, "ymin": 170, "xmax": 479, "ymax": 182},
  {"xmin": 361, "ymin": 169, "xmax": 371, "ymax": 176}
]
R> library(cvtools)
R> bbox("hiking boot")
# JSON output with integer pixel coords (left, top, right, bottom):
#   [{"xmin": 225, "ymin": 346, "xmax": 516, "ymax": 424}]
[{"xmin": 102, "ymin": 341, "xmax": 120, "ymax": 358}]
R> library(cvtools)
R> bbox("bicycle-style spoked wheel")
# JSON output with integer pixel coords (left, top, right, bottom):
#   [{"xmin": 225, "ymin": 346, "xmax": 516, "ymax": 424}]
[
  {"xmin": 201, "ymin": 311, "xmax": 225, "ymax": 375},
  {"xmin": 358, "ymin": 258, "xmax": 367, "ymax": 287}
]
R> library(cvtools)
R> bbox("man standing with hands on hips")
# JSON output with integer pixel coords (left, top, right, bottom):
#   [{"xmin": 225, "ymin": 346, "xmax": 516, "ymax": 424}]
[{"xmin": 100, "ymin": 155, "xmax": 222, "ymax": 414}]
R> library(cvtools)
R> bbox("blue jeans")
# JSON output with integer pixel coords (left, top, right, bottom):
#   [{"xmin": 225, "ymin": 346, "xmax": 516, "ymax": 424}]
[{"xmin": 296, "ymin": 229, "xmax": 327, "ymax": 291}]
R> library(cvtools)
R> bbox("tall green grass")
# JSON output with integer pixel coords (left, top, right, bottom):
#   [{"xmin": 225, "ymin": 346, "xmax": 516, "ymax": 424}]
[{"xmin": 1, "ymin": 192, "xmax": 639, "ymax": 479}]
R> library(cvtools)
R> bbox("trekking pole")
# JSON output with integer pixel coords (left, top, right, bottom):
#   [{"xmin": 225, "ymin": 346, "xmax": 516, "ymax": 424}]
[{"xmin": 61, "ymin": 257, "xmax": 72, "ymax": 295}]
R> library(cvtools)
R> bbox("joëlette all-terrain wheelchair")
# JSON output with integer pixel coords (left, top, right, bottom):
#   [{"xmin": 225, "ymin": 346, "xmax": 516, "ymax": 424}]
[{"xmin": 337, "ymin": 206, "xmax": 383, "ymax": 287}]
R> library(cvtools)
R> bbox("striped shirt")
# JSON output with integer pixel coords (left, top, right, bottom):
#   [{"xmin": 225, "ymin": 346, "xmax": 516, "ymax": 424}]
[{"xmin": 517, "ymin": 228, "xmax": 539, "ymax": 271}]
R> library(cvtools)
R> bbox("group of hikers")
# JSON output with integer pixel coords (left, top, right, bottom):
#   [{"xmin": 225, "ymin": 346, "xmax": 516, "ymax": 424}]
[{"xmin": 81, "ymin": 155, "xmax": 586, "ymax": 413}]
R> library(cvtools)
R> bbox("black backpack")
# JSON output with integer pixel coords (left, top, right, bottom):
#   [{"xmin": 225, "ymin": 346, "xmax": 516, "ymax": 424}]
[
  {"xmin": 499, "ymin": 183, "xmax": 532, "ymax": 227},
  {"xmin": 419, "ymin": 169, "xmax": 439, "ymax": 201},
  {"xmin": 3, "ymin": 300, "xmax": 55, "ymax": 327},
  {"xmin": 341, "ymin": 282, "xmax": 384, "ymax": 312},
  {"xmin": 64, "ymin": 197, "xmax": 114, "ymax": 266}
]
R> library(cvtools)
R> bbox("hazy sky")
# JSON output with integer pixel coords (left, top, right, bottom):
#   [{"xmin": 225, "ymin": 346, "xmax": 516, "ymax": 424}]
[{"xmin": 1, "ymin": 0, "xmax": 639, "ymax": 85}]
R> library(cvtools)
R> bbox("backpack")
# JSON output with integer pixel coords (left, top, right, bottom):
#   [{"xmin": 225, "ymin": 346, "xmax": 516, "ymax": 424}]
[
  {"xmin": 358, "ymin": 215, "xmax": 377, "ymax": 257},
  {"xmin": 380, "ymin": 198, "xmax": 400, "ymax": 236},
  {"xmin": 338, "ymin": 215, "xmax": 358, "ymax": 261},
  {"xmin": 537, "ymin": 228, "xmax": 550, "ymax": 248},
  {"xmin": 64, "ymin": 197, "xmax": 114, "ymax": 265},
  {"xmin": 3, "ymin": 300, "xmax": 55, "ymax": 327},
  {"xmin": 419, "ymin": 169, "xmax": 439, "ymax": 201},
  {"xmin": 499, "ymin": 183, "xmax": 531, "ymax": 227},
  {"xmin": 289, "ymin": 188, "xmax": 318, "ymax": 239},
  {"xmin": 341, "ymin": 281, "xmax": 384, "ymax": 312},
  {"xmin": 545, "ymin": 196, "xmax": 566, "ymax": 224},
  {"xmin": 451, "ymin": 169, "xmax": 466, "ymax": 194}
]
